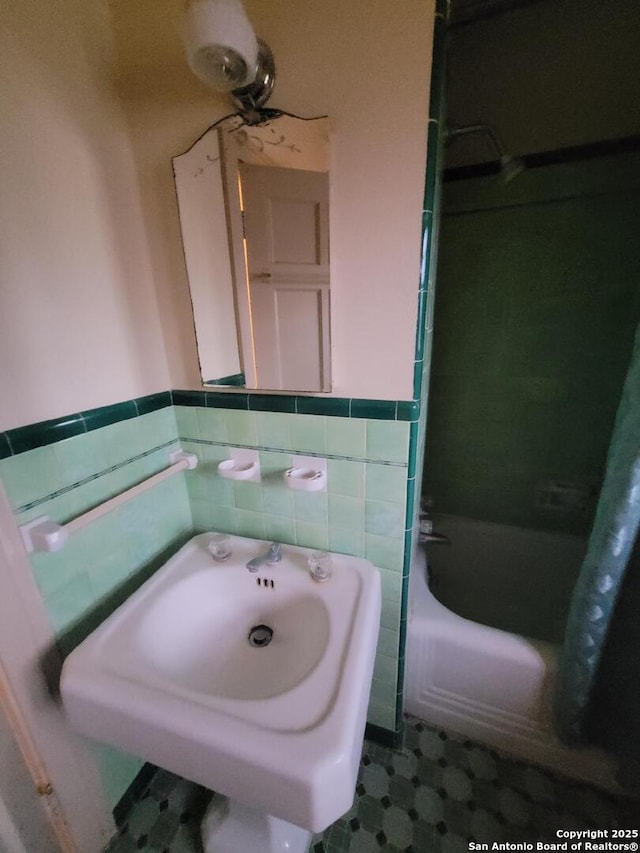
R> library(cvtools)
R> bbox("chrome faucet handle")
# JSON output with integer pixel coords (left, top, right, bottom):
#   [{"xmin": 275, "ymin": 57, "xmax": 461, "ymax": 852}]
[{"xmin": 266, "ymin": 542, "xmax": 282, "ymax": 564}]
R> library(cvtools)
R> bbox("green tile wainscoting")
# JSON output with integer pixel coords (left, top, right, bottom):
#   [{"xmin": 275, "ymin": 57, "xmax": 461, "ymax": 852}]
[{"xmin": 0, "ymin": 390, "xmax": 424, "ymax": 806}]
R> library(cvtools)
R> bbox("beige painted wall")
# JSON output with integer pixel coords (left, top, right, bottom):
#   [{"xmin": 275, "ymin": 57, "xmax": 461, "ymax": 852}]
[
  {"xmin": 0, "ymin": 0, "xmax": 171, "ymax": 432},
  {"xmin": 111, "ymin": 0, "xmax": 434, "ymax": 400},
  {"xmin": 446, "ymin": 0, "xmax": 640, "ymax": 167}
]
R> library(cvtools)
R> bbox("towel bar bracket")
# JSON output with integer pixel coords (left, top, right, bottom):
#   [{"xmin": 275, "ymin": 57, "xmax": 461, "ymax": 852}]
[
  {"xmin": 169, "ymin": 449, "xmax": 198, "ymax": 470},
  {"xmin": 20, "ymin": 516, "xmax": 69, "ymax": 554}
]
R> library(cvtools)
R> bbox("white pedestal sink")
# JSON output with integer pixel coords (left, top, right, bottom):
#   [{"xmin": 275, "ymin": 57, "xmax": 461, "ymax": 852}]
[{"xmin": 60, "ymin": 534, "xmax": 381, "ymax": 852}]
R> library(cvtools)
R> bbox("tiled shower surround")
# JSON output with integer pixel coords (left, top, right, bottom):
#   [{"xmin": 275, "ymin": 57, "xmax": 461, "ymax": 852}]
[{"xmin": 0, "ymin": 392, "xmax": 419, "ymax": 807}]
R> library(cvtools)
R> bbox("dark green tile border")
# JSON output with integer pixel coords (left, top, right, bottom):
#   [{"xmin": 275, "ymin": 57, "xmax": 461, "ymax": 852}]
[
  {"xmin": 395, "ymin": 654, "xmax": 407, "ymax": 732},
  {"xmin": 405, "ymin": 477, "xmax": 417, "ymax": 523},
  {"xmin": 207, "ymin": 391, "xmax": 249, "ymax": 410},
  {"xmin": 171, "ymin": 389, "xmax": 208, "ymax": 408},
  {"xmin": 2, "ymin": 392, "xmax": 172, "ymax": 459},
  {"xmin": 0, "ymin": 432, "xmax": 11, "ymax": 460},
  {"xmin": 419, "ymin": 210, "xmax": 434, "ymax": 291},
  {"xmin": 1, "ymin": 389, "xmax": 419, "ymax": 458},
  {"xmin": 414, "ymin": 290, "xmax": 428, "ymax": 362},
  {"xmin": 2, "ymin": 392, "xmax": 169, "ymax": 456},
  {"xmin": 135, "ymin": 391, "xmax": 172, "ymax": 416},
  {"xmin": 6, "ymin": 414, "xmax": 86, "ymax": 455},
  {"xmin": 396, "ymin": 400, "xmax": 420, "ymax": 422},
  {"xmin": 407, "ymin": 421, "xmax": 421, "ymax": 477},
  {"xmin": 424, "ymin": 122, "xmax": 442, "ymax": 217},
  {"xmin": 248, "ymin": 394, "xmax": 296, "ymax": 413},
  {"xmin": 297, "ymin": 396, "xmax": 350, "ymax": 417},
  {"xmin": 351, "ymin": 399, "xmax": 396, "ymax": 420},
  {"xmin": 174, "ymin": 389, "xmax": 419, "ymax": 421},
  {"xmin": 414, "ymin": 194, "xmax": 439, "ymax": 401},
  {"xmin": 82, "ymin": 401, "xmax": 137, "ymax": 432},
  {"xmin": 429, "ymin": 13, "xmax": 447, "ymax": 122},
  {"xmin": 403, "ymin": 530, "xmax": 414, "ymax": 574},
  {"xmin": 412, "ymin": 359, "xmax": 425, "ymax": 402},
  {"xmin": 396, "ymin": 656, "xmax": 407, "ymax": 729}
]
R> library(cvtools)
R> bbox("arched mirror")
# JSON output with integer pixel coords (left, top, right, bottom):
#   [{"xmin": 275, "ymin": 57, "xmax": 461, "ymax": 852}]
[{"xmin": 173, "ymin": 114, "xmax": 330, "ymax": 392}]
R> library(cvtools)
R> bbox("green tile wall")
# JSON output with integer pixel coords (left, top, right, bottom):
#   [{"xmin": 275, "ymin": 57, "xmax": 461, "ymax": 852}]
[
  {"xmin": 174, "ymin": 405, "xmax": 411, "ymax": 729},
  {"xmin": 424, "ymin": 154, "xmax": 640, "ymax": 536},
  {"xmin": 0, "ymin": 405, "xmax": 193, "ymax": 808}
]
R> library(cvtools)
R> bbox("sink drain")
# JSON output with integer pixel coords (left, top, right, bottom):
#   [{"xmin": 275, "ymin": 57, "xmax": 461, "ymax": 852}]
[{"xmin": 248, "ymin": 624, "xmax": 273, "ymax": 648}]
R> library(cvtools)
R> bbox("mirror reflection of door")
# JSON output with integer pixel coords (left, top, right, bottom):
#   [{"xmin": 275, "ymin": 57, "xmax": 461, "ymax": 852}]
[
  {"xmin": 172, "ymin": 115, "xmax": 330, "ymax": 391},
  {"xmin": 239, "ymin": 164, "xmax": 330, "ymax": 392}
]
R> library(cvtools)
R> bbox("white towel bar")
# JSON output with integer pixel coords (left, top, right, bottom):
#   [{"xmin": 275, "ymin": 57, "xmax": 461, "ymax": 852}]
[{"xmin": 19, "ymin": 449, "xmax": 198, "ymax": 554}]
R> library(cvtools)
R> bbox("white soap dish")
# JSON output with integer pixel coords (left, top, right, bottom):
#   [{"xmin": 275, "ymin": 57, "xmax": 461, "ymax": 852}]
[
  {"xmin": 217, "ymin": 449, "xmax": 261, "ymax": 482},
  {"xmin": 284, "ymin": 455, "xmax": 327, "ymax": 492},
  {"xmin": 218, "ymin": 460, "xmax": 257, "ymax": 480},
  {"xmin": 284, "ymin": 467, "xmax": 326, "ymax": 491}
]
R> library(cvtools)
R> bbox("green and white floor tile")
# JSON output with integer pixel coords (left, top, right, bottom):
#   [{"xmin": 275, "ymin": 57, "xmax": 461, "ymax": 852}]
[{"xmin": 105, "ymin": 717, "xmax": 637, "ymax": 853}]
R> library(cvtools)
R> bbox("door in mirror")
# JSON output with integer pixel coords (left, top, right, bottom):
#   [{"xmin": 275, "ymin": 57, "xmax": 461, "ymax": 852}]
[
  {"xmin": 240, "ymin": 163, "xmax": 330, "ymax": 392},
  {"xmin": 173, "ymin": 114, "xmax": 331, "ymax": 392}
]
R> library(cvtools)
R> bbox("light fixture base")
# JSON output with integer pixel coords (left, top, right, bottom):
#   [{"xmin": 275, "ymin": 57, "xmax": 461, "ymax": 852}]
[{"xmin": 231, "ymin": 39, "xmax": 276, "ymax": 120}]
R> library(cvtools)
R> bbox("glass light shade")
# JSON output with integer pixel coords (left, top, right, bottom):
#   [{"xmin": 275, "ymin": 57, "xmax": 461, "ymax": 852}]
[{"xmin": 183, "ymin": 0, "xmax": 258, "ymax": 91}]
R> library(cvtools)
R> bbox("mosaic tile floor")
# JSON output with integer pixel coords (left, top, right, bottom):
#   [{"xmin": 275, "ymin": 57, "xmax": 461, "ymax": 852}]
[{"xmin": 105, "ymin": 717, "xmax": 637, "ymax": 853}]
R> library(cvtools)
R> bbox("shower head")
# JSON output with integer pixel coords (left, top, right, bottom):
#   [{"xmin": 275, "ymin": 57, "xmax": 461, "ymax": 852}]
[
  {"xmin": 499, "ymin": 153, "xmax": 525, "ymax": 182},
  {"xmin": 446, "ymin": 124, "xmax": 525, "ymax": 181}
]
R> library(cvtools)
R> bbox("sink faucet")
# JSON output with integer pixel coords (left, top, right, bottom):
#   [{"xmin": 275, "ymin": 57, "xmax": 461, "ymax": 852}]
[{"xmin": 246, "ymin": 542, "xmax": 282, "ymax": 573}]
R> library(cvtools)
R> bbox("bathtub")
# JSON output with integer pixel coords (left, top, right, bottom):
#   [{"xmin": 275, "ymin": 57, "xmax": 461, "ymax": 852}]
[{"xmin": 404, "ymin": 515, "xmax": 617, "ymax": 788}]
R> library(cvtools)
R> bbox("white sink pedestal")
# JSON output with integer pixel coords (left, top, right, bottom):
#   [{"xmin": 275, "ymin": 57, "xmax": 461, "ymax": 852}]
[{"xmin": 202, "ymin": 794, "xmax": 312, "ymax": 853}]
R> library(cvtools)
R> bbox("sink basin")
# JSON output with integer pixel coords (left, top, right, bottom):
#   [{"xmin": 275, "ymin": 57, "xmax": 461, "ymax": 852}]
[
  {"xmin": 60, "ymin": 534, "xmax": 381, "ymax": 832},
  {"xmin": 138, "ymin": 570, "xmax": 330, "ymax": 703}
]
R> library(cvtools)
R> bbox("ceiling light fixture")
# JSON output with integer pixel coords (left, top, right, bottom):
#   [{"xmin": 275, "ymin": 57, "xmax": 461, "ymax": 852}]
[{"xmin": 183, "ymin": 0, "xmax": 276, "ymax": 124}]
